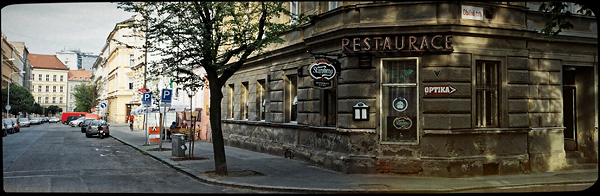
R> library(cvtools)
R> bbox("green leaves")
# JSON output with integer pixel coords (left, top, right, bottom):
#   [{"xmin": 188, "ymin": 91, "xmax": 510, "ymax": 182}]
[
  {"xmin": 1, "ymin": 83, "xmax": 35, "ymax": 116},
  {"xmin": 538, "ymin": 2, "xmax": 593, "ymax": 41},
  {"xmin": 72, "ymin": 77, "xmax": 103, "ymax": 113}
]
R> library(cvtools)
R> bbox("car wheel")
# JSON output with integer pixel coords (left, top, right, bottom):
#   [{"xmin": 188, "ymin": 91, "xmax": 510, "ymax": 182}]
[{"xmin": 86, "ymin": 133, "xmax": 91, "ymax": 138}]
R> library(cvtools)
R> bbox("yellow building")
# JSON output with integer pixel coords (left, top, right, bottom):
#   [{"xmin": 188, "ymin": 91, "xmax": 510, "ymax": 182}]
[
  {"xmin": 29, "ymin": 53, "xmax": 69, "ymax": 115},
  {"xmin": 101, "ymin": 15, "xmax": 144, "ymax": 123}
]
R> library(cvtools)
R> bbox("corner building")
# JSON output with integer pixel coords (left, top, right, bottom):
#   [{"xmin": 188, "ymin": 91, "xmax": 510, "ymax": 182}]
[{"xmin": 221, "ymin": 2, "xmax": 598, "ymax": 177}]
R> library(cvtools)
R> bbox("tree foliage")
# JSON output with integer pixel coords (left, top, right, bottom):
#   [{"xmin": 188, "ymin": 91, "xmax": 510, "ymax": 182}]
[
  {"xmin": 45, "ymin": 105, "xmax": 63, "ymax": 116},
  {"xmin": 118, "ymin": 1, "xmax": 312, "ymax": 175},
  {"xmin": 72, "ymin": 76, "xmax": 103, "ymax": 113},
  {"xmin": 1, "ymin": 83, "xmax": 35, "ymax": 117},
  {"xmin": 538, "ymin": 2, "xmax": 594, "ymax": 40}
]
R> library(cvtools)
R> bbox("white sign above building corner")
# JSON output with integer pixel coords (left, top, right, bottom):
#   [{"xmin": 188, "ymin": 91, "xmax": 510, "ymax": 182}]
[{"xmin": 461, "ymin": 5, "xmax": 484, "ymax": 21}]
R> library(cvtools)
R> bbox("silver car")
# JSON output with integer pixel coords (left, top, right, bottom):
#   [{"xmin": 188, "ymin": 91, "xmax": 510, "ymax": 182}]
[
  {"xmin": 29, "ymin": 117, "xmax": 41, "ymax": 125},
  {"xmin": 49, "ymin": 117, "xmax": 60, "ymax": 123},
  {"xmin": 69, "ymin": 117, "xmax": 85, "ymax": 127},
  {"xmin": 86, "ymin": 120, "xmax": 109, "ymax": 138},
  {"xmin": 18, "ymin": 118, "xmax": 30, "ymax": 127}
]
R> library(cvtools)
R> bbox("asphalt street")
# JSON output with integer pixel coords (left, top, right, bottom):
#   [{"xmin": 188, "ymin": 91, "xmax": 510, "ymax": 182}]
[{"xmin": 2, "ymin": 122, "xmax": 270, "ymax": 193}]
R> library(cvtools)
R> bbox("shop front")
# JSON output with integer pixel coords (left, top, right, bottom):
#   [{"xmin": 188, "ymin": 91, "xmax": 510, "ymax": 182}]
[{"xmin": 220, "ymin": 2, "xmax": 597, "ymax": 177}]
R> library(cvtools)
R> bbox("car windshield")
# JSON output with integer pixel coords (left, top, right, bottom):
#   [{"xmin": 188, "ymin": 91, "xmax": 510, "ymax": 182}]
[
  {"xmin": 50, "ymin": 117, "xmax": 58, "ymax": 119},
  {"xmin": 19, "ymin": 118, "xmax": 28, "ymax": 121},
  {"xmin": 77, "ymin": 117, "xmax": 85, "ymax": 121},
  {"xmin": 83, "ymin": 119, "xmax": 94, "ymax": 125},
  {"xmin": 91, "ymin": 120, "xmax": 107, "ymax": 126}
]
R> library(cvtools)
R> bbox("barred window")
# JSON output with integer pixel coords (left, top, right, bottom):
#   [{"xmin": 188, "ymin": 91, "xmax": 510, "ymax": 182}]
[{"xmin": 475, "ymin": 61, "xmax": 500, "ymax": 127}]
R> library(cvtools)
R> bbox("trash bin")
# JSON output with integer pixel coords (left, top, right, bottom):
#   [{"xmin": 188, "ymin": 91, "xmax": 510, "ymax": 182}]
[{"xmin": 172, "ymin": 134, "xmax": 187, "ymax": 157}]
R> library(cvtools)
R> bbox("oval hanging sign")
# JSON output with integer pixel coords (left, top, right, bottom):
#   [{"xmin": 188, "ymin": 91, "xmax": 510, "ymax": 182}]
[
  {"xmin": 309, "ymin": 60, "xmax": 336, "ymax": 81},
  {"xmin": 393, "ymin": 116, "xmax": 413, "ymax": 130}
]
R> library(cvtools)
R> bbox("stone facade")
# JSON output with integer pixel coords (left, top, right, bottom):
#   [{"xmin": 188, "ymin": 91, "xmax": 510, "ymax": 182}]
[{"xmin": 220, "ymin": 2, "xmax": 597, "ymax": 177}]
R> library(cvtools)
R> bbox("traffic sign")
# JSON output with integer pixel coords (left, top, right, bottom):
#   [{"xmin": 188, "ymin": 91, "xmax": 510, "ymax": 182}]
[
  {"xmin": 161, "ymin": 89, "xmax": 172, "ymax": 104},
  {"xmin": 5, "ymin": 105, "xmax": 11, "ymax": 111},
  {"xmin": 142, "ymin": 93, "xmax": 152, "ymax": 105},
  {"xmin": 100, "ymin": 103, "xmax": 107, "ymax": 108}
]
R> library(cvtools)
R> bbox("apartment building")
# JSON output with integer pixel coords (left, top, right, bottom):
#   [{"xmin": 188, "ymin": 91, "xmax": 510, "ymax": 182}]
[{"xmin": 29, "ymin": 53, "xmax": 69, "ymax": 112}]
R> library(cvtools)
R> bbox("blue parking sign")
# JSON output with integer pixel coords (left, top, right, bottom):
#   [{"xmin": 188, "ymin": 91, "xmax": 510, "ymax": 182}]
[
  {"xmin": 142, "ymin": 93, "xmax": 152, "ymax": 105},
  {"xmin": 161, "ymin": 89, "xmax": 172, "ymax": 104}
]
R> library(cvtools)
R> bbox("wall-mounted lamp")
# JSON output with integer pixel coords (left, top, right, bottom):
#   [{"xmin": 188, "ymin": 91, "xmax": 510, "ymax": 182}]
[{"xmin": 353, "ymin": 102, "xmax": 369, "ymax": 121}]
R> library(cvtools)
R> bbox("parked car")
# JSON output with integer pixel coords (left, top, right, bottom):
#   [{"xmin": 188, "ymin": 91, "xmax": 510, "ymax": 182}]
[
  {"xmin": 49, "ymin": 117, "xmax": 60, "ymax": 123},
  {"xmin": 65, "ymin": 116, "xmax": 80, "ymax": 125},
  {"xmin": 29, "ymin": 117, "xmax": 41, "ymax": 125},
  {"xmin": 18, "ymin": 118, "xmax": 30, "ymax": 127},
  {"xmin": 69, "ymin": 117, "xmax": 85, "ymax": 127},
  {"xmin": 3, "ymin": 119, "xmax": 15, "ymax": 134},
  {"xmin": 61, "ymin": 112, "xmax": 87, "ymax": 124},
  {"xmin": 8, "ymin": 118, "xmax": 20, "ymax": 133},
  {"xmin": 86, "ymin": 120, "xmax": 109, "ymax": 138},
  {"xmin": 42, "ymin": 117, "xmax": 49, "ymax": 123},
  {"xmin": 80, "ymin": 118, "xmax": 96, "ymax": 133}
]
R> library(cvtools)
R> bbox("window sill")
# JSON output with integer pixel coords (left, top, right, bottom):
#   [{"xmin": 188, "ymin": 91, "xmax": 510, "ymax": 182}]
[
  {"xmin": 222, "ymin": 119, "xmax": 375, "ymax": 134},
  {"xmin": 423, "ymin": 127, "xmax": 534, "ymax": 135}
]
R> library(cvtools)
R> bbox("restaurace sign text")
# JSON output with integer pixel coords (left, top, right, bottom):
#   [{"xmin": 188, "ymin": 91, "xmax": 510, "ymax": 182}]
[{"xmin": 342, "ymin": 35, "xmax": 453, "ymax": 54}]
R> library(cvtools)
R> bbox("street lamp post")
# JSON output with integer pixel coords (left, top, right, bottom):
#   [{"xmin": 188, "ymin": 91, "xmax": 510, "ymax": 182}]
[
  {"xmin": 2, "ymin": 57, "xmax": 17, "ymax": 118},
  {"xmin": 6, "ymin": 70, "xmax": 26, "ymax": 118}
]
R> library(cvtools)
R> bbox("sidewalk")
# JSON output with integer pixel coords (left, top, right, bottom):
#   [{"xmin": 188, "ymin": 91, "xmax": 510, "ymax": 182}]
[{"xmin": 108, "ymin": 123, "xmax": 598, "ymax": 193}]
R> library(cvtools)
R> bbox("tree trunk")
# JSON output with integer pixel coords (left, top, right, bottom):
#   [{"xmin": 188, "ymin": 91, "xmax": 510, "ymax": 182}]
[{"xmin": 208, "ymin": 80, "xmax": 228, "ymax": 176}]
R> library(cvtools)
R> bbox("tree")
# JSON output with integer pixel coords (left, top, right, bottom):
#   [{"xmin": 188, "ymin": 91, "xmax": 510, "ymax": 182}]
[
  {"xmin": 31, "ymin": 103, "xmax": 44, "ymax": 115},
  {"xmin": 118, "ymin": 1, "xmax": 311, "ymax": 175},
  {"xmin": 72, "ymin": 76, "xmax": 103, "ymax": 113},
  {"xmin": 1, "ymin": 83, "xmax": 34, "ymax": 117},
  {"xmin": 538, "ymin": 2, "xmax": 594, "ymax": 40},
  {"xmin": 46, "ymin": 105, "xmax": 62, "ymax": 116}
]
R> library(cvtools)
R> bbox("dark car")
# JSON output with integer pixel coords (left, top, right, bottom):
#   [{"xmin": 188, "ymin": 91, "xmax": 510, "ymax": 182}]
[
  {"xmin": 86, "ymin": 120, "xmax": 109, "ymax": 138},
  {"xmin": 80, "ymin": 119, "xmax": 95, "ymax": 133}
]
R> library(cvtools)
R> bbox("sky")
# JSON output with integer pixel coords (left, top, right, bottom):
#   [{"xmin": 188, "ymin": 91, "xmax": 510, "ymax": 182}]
[{"xmin": 1, "ymin": 2, "xmax": 135, "ymax": 55}]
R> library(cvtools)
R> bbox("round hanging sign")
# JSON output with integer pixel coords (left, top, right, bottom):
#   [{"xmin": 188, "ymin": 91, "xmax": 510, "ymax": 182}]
[
  {"xmin": 393, "ymin": 116, "xmax": 412, "ymax": 130},
  {"xmin": 392, "ymin": 97, "xmax": 408, "ymax": 112}
]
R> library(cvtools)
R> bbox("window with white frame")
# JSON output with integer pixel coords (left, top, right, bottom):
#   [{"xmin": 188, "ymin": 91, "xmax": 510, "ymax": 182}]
[
  {"xmin": 290, "ymin": 1, "xmax": 299, "ymax": 24},
  {"xmin": 129, "ymin": 54, "xmax": 135, "ymax": 67},
  {"xmin": 381, "ymin": 58, "xmax": 418, "ymax": 143},
  {"xmin": 328, "ymin": 1, "xmax": 339, "ymax": 11}
]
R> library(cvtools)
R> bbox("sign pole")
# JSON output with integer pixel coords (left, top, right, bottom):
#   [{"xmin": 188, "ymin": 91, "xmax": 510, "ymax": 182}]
[{"xmin": 144, "ymin": 111, "xmax": 148, "ymax": 145}]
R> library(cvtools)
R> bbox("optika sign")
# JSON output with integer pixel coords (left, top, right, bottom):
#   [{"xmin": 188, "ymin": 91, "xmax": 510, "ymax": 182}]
[
  {"xmin": 342, "ymin": 35, "xmax": 453, "ymax": 54},
  {"xmin": 424, "ymin": 85, "xmax": 457, "ymax": 95}
]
